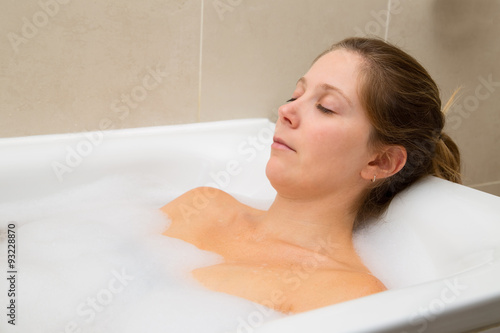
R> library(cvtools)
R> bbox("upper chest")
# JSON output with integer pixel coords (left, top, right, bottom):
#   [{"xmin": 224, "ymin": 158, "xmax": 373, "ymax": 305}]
[
  {"xmin": 163, "ymin": 191, "xmax": 378, "ymax": 313},
  {"xmin": 190, "ymin": 222, "xmax": 356, "ymax": 313},
  {"xmin": 191, "ymin": 259, "xmax": 339, "ymax": 314}
]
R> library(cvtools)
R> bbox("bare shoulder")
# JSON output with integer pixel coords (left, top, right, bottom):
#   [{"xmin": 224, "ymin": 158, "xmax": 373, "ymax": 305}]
[
  {"xmin": 289, "ymin": 270, "xmax": 387, "ymax": 313},
  {"xmin": 160, "ymin": 187, "xmax": 244, "ymax": 240},
  {"xmin": 161, "ymin": 187, "xmax": 237, "ymax": 219}
]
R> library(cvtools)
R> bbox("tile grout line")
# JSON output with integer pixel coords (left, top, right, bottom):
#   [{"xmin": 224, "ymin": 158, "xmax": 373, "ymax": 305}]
[
  {"xmin": 384, "ymin": 0, "xmax": 392, "ymax": 41},
  {"xmin": 468, "ymin": 180, "xmax": 500, "ymax": 188},
  {"xmin": 197, "ymin": 0, "xmax": 205, "ymax": 123}
]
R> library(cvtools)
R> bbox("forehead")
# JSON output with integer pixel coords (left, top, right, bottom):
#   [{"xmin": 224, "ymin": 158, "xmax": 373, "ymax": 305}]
[
  {"xmin": 302, "ymin": 49, "xmax": 363, "ymax": 103},
  {"xmin": 310, "ymin": 49, "xmax": 363, "ymax": 77}
]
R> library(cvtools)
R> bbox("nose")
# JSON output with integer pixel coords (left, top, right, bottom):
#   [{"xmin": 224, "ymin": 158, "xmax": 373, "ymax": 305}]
[{"xmin": 277, "ymin": 100, "xmax": 299, "ymax": 128}]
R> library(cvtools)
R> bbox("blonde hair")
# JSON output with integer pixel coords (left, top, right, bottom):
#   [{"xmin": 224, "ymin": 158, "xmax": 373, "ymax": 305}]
[{"xmin": 318, "ymin": 37, "xmax": 461, "ymax": 229}]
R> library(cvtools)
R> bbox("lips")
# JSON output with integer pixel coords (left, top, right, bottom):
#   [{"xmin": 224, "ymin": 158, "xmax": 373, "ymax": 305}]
[{"xmin": 272, "ymin": 136, "xmax": 295, "ymax": 152}]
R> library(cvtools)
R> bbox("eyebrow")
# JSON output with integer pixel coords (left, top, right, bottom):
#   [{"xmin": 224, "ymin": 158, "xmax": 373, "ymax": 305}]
[{"xmin": 297, "ymin": 77, "xmax": 353, "ymax": 107}]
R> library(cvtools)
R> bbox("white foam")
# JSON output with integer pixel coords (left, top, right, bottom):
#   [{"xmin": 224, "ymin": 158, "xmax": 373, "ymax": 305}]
[
  {"xmin": 0, "ymin": 175, "xmax": 284, "ymax": 333},
  {"xmin": 353, "ymin": 216, "xmax": 439, "ymax": 289}
]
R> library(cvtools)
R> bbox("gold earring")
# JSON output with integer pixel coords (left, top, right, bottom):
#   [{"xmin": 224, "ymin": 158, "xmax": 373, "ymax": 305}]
[{"xmin": 371, "ymin": 175, "xmax": 377, "ymax": 183}]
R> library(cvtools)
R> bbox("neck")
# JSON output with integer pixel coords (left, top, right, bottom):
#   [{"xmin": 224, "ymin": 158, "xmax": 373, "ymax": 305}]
[{"xmin": 254, "ymin": 191, "xmax": 358, "ymax": 258}]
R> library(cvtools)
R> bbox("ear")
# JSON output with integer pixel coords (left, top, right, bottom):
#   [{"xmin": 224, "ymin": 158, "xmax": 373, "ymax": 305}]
[{"xmin": 361, "ymin": 145, "xmax": 407, "ymax": 182}]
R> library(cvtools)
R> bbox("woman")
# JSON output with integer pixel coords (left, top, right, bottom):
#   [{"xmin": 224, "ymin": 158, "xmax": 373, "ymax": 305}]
[{"xmin": 161, "ymin": 37, "xmax": 461, "ymax": 314}]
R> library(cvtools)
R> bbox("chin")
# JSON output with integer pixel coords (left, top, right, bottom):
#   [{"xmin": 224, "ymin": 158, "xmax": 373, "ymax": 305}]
[
  {"xmin": 265, "ymin": 159, "xmax": 283, "ymax": 188},
  {"xmin": 265, "ymin": 159, "xmax": 295, "ymax": 194}
]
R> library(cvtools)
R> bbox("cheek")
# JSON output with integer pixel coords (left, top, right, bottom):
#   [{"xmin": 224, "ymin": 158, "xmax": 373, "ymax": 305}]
[
  {"xmin": 311, "ymin": 126, "xmax": 352, "ymax": 156},
  {"xmin": 309, "ymin": 126, "xmax": 371, "ymax": 171}
]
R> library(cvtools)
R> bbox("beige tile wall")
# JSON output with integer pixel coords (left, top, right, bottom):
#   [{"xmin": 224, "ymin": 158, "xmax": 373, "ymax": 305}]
[
  {"xmin": 0, "ymin": 0, "xmax": 201, "ymax": 137},
  {"xmin": 1, "ymin": 0, "xmax": 499, "ymax": 195},
  {"xmin": 200, "ymin": 0, "xmax": 387, "ymax": 122},
  {"xmin": 387, "ymin": 0, "xmax": 500, "ymax": 195}
]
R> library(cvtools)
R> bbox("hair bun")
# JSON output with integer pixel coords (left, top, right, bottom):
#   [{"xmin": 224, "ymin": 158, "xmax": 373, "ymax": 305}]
[{"xmin": 432, "ymin": 132, "xmax": 461, "ymax": 183}]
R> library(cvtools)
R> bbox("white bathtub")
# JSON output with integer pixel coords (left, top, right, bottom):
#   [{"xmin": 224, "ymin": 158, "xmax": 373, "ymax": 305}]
[{"xmin": 1, "ymin": 118, "xmax": 499, "ymax": 333}]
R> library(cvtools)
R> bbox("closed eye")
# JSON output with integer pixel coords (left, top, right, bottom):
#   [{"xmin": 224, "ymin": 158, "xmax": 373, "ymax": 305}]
[
  {"xmin": 286, "ymin": 98, "xmax": 297, "ymax": 103},
  {"xmin": 316, "ymin": 104, "xmax": 335, "ymax": 114}
]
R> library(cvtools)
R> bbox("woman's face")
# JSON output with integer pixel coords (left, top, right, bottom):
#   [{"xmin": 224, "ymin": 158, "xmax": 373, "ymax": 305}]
[{"xmin": 266, "ymin": 49, "xmax": 375, "ymax": 199}]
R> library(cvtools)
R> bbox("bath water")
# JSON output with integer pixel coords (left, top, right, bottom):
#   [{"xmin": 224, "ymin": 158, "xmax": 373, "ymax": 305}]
[{"xmin": 0, "ymin": 174, "xmax": 284, "ymax": 333}]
